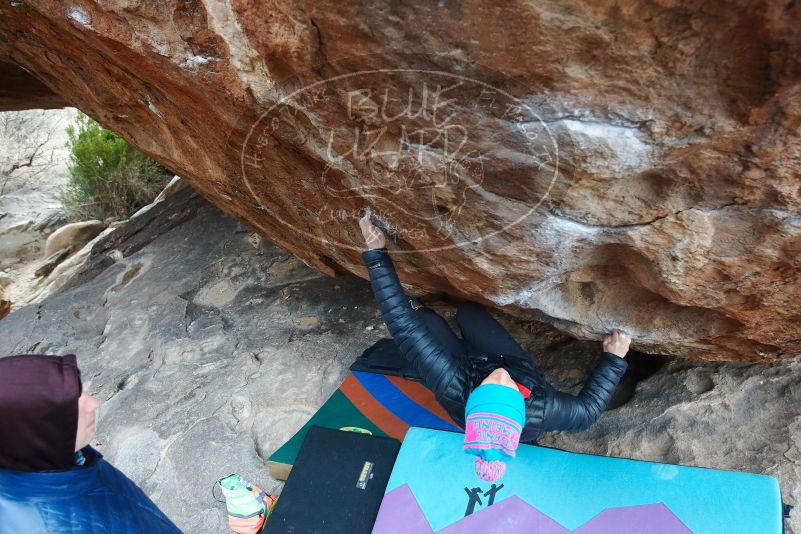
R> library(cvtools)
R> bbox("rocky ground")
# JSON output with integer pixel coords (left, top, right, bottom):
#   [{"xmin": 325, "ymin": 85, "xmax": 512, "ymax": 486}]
[{"xmin": 0, "ymin": 188, "xmax": 798, "ymax": 533}]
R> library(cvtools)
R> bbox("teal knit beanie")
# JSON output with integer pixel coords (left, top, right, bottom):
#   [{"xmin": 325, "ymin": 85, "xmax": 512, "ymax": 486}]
[{"xmin": 463, "ymin": 384, "xmax": 525, "ymax": 481}]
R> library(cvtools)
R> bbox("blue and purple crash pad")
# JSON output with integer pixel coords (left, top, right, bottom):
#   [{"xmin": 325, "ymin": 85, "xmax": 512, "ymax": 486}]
[{"xmin": 372, "ymin": 427, "xmax": 783, "ymax": 534}]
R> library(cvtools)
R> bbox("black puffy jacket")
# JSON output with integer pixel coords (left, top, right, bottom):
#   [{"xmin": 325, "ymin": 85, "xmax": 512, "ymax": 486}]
[{"xmin": 362, "ymin": 248, "xmax": 628, "ymax": 443}]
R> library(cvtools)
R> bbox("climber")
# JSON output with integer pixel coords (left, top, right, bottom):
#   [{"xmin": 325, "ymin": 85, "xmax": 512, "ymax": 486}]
[
  {"xmin": 0, "ymin": 354, "xmax": 180, "ymax": 534},
  {"xmin": 358, "ymin": 210, "xmax": 631, "ymax": 446}
]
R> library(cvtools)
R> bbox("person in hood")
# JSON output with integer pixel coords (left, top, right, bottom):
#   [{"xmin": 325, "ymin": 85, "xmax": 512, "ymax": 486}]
[
  {"xmin": 0, "ymin": 354, "xmax": 180, "ymax": 533},
  {"xmin": 358, "ymin": 211, "xmax": 631, "ymax": 451}
]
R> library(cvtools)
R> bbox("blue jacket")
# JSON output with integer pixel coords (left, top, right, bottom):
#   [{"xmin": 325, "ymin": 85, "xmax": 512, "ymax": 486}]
[{"xmin": 0, "ymin": 447, "xmax": 181, "ymax": 533}]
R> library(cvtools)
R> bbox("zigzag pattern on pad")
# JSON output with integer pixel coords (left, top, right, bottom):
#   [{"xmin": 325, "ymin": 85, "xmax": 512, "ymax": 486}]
[{"xmin": 372, "ymin": 483, "xmax": 693, "ymax": 534}]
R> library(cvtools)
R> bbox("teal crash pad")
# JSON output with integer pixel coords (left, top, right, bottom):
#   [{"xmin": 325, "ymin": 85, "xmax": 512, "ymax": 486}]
[{"xmin": 372, "ymin": 427, "xmax": 783, "ymax": 534}]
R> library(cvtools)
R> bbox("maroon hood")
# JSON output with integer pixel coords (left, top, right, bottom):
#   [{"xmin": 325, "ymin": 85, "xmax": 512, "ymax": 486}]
[{"xmin": 0, "ymin": 354, "xmax": 82, "ymax": 471}]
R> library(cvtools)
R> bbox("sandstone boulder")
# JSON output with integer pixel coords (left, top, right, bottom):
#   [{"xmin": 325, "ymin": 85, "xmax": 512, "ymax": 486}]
[
  {"xmin": 2, "ymin": 1, "xmax": 799, "ymax": 360},
  {"xmin": 35, "ymin": 247, "xmax": 71, "ymax": 278},
  {"xmin": 152, "ymin": 176, "xmax": 187, "ymax": 205},
  {"xmin": 44, "ymin": 220, "xmax": 105, "ymax": 258}
]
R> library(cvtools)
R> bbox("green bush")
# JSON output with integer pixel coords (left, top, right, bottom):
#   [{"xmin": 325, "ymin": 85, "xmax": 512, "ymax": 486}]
[{"xmin": 61, "ymin": 113, "xmax": 169, "ymax": 221}]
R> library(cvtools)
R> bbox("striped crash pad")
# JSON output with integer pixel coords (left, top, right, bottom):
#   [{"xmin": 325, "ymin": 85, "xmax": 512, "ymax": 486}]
[
  {"xmin": 266, "ymin": 371, "xmax": 460, "ymax": 480},
  {"xmin": 372, "ymin": 427, "xmax": 784, "ymax": 534}
]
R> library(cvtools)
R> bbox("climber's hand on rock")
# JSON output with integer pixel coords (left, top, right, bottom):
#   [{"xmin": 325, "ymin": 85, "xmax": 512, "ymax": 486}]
[
  {"xmin": 603, "ymin": 328, "xmax": 631, "ymax": 358},
  {"xmin": 359, "ymin": 209, "xmax": 387, "ymax": 250}
]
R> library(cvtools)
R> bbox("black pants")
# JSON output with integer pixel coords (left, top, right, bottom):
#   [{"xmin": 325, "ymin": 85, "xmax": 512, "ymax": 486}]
[{"xmin": 415, "ymin": 301, "xmax": 530, "ymax": 362}]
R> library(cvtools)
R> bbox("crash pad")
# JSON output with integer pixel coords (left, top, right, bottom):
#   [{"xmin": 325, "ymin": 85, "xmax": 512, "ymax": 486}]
[
  {"xmin": 372, "ymin": 427, "xmax": 783, "ymax": 534},
  {"xmin": 266, "ymin": 371, "xmax": 460, "ymax": 480},
  {"xmin": 348, "ymin": 337, "xmax": 422, "ymax": 380},
  {"xmin": 264, "ymin": 426, "xmax": 400, "ymax": 534}
]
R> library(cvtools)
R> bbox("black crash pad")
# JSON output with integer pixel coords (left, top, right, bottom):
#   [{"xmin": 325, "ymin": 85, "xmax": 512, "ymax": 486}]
[{"xmin": 264, "ymin": 425, "xmax": 401, "ymax": 534}]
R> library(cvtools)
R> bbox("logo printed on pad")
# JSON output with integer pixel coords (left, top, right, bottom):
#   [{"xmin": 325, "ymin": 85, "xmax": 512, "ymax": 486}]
[
  {"xmin": 340, "ymin": 426, "xmax": 373, "ymax": 435},
  {"xmin": 356, "ymin": 461, "xmax": 375, "ymax": 490}
]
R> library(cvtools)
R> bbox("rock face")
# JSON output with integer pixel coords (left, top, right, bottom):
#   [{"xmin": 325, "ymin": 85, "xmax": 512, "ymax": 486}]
[
  {"xmin": 1, "ymin": 1, "xmax": 799, "ymax": 360},
  {"xmin": 0, "ymin": 108, "xmax": 77, "ymax": 310},
  {"xmin": 0, "ymin": 63, "xmax": 69, "ymax": 111},
  {"xmin": 43, "ymin": 220, "xmax": 105, "ymax": 257},
  {"xmin": 0, "ymin": 192, "xmax": 799, "ymax": 533}
]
